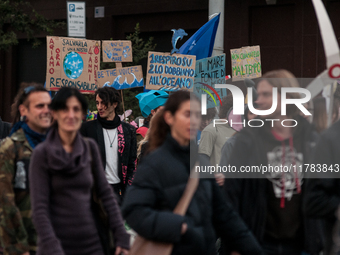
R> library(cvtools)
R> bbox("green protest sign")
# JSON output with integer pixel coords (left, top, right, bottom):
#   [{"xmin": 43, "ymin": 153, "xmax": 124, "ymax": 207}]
[{"xmin": 230, "ymin": 45, "xmax": 261, "ymax": 81}]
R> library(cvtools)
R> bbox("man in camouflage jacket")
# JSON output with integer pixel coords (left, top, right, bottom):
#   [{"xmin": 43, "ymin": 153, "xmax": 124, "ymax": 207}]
[{"xmin": 0, "ymin": 85, "xmax": 51, "ymax": 255}]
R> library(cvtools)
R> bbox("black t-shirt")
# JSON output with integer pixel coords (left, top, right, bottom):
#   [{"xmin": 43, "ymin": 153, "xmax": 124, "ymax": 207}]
[{"xmin": 263, "ymin": 131, "xmax": 304, "ymax": 242}]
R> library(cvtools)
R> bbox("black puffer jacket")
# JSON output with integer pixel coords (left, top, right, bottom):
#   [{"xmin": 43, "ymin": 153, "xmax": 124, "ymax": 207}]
[{"xmin": 122, "ymin": 134, "xmax": 263, "ymax": 255}]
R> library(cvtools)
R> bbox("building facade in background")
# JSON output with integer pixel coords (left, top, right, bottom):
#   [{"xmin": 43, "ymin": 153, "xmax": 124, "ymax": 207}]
[{"xmin": 0, "ymin": 0, "xmax": 337, "ymax": 121}]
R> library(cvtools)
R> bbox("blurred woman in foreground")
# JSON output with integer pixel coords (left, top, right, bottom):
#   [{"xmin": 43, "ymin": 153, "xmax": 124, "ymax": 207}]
[
  {"xmin": 29, "ymin": 87, "xmax": 129, "ymax": 255},
  {"xmin": 122, "ymin": 90, "xmax": 263, "ymax": 255}
]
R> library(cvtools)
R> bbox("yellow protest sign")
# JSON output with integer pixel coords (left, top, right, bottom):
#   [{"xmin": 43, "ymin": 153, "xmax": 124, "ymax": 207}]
[{"xmin": 230, "ymin": 45, "xmax": 261, "ymax": 81}]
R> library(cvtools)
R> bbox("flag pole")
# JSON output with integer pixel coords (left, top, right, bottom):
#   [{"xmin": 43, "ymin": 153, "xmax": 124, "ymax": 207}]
[
  {"xmin": 120, "ymin": 90, "xmax": 126, "ymax": 122},
  {"xmin": 115, "ymin": 61, "xmax": 126, "ymax": 121},
  {"xmin": 327, "ymin": 81, "xmax": 336, "ymax": 127},
  {"xmin": 209, "ymin": 0, "xmax": 224, "ymax": 56}
]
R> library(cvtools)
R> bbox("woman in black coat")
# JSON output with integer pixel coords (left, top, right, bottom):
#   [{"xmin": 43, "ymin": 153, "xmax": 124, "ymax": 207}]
[{"xmin": 122, "ymin": 90, "xmax": 263, "ymax": 255}]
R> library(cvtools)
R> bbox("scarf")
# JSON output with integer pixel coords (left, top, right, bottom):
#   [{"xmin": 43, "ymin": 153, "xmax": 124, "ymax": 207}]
[
  {"xmin": 45, "ymin": 126, "xmax": 87, "ymax": 175},
  {"xmin": 10, "ymin": 121, "xmax": 46, "ymax": 149},
  {"xmin": 97, "ymin": 114, "xmax": 121, "ymax": 129}
]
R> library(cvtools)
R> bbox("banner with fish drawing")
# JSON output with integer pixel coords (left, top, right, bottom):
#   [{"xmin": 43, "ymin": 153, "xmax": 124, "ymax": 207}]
[
  {"xmin": 194, "ymin": 54, "xmax": 228, "ymax": 108},
  {"xmin": 146, "ymin": 51, "xmax": 196, "ymax": 91},
  {"xmin": 230, "ymin": 45, "xmax": 261, "ymax": 81},
  {"xmin": 97, "ymin": 65, "xmax": 143, "ymax": 90},
  {"xmin": 102, "ymin": 40, "xmax": 132, "ymax": 62},
  {"xmin": 46, "ymin": 36, "xmax": 100, "ymax": 92}
]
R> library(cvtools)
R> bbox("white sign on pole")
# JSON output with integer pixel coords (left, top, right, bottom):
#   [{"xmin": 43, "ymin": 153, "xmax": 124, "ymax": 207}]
[
  {"xmin": 67, "ymin": 1, "xmax": 86, "ymax": 38},
  {"xmin": 94, "ymin": 6, "xmax": 105, "ymax": 18}
]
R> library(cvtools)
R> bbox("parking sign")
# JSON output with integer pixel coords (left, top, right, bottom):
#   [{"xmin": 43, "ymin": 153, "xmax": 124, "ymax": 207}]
[{"xmin": 67, "ymin": 2, "xmax": 86, "ymax": 38}]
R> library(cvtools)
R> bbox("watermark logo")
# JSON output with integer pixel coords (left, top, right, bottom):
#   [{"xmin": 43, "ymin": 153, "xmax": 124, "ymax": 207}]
[
  {"xmin": 198, "ymin": 82, "xmax": 222, "ymax": 111},
  {"xmin": 196, "ymin": 79, "xmax": 313, "ymax": 129},
  {"xmin": 201, "ymin": 84, "xmax": 311, "ymax": 116}
]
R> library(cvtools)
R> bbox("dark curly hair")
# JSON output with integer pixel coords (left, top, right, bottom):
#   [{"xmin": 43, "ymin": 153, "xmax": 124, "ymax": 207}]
[{"xmin": 95, "ymin": 87, "xmax": 121, "ymax": 113}]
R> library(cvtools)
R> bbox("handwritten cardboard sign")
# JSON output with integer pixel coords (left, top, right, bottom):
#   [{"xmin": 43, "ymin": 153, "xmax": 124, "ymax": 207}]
[
  {"xmin": 146, "ymin": 51, "xmax": 196, "ymax": 91},
  {"xmin": 194, "ymin": 54, "xmax": 228, "ymax": 108},
  {"xmin": 46, "ymin": 36, "xmax": 100, "ymax": 92},
  {"xmin": 230, "ymin": 45, "xmax": 261, "ymax": 81},
  {"xmin": 102, "ymin": 40, "xmax": 132, "ymax": 62},
  {"xmin": 97, "ymin": 65, "xmax": 143, "ymax": 90}
]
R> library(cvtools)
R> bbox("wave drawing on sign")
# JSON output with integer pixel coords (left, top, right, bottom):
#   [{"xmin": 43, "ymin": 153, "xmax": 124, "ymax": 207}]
[
  {"xmin": 103, "ymin": 73, "xmax": 143, "ymax": 90},
  {"xmin": 171, "ymin": 29, "xmax": 188, "ymax": 54},
  {"xmin": 122, "ymin": 47, "xmax": 131, "ymax": 59}
]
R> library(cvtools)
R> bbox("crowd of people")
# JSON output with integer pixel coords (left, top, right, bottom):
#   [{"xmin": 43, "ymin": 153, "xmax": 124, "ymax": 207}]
[{"xmin": 0, "ymin": 69, "xmax": 339, "ymax": 255}]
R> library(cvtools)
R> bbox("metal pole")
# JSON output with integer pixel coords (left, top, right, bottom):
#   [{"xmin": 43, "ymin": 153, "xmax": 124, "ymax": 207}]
[
  {"xmin": 327, "ymin": 81, "xmax": 337, "ymax": 127},
  {"xmin": 209, "ymin": 0, "xmax": 224, "ymax": 56}
]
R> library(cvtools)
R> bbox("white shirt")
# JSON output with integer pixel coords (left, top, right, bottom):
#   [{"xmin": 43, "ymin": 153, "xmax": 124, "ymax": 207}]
[{"xmin": 103, "ymin": 128, "xmax": 120, "ymax": 184}]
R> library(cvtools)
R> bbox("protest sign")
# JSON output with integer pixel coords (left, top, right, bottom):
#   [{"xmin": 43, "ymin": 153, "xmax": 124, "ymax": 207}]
[
  {"xmin": 46, "ymin": 36, "xmax": 100, "ymax": 92},
  {"xmin": 146, "ymin": 51, "xmax": 196, "ymax": 91},
  {"xmin": 97, "ymin": 65, "xmax": 143, "ymax": 90},
  {"xmin": 102, "ymin": 40, "xmax": 132, "ymax": 62},
  {"xmin": 194, "ymin": 54, "xmax": 228, "ymax": 108},
  {"xmin": 230, "ymin": 45, "xmax": 261, "ymax": 81}
]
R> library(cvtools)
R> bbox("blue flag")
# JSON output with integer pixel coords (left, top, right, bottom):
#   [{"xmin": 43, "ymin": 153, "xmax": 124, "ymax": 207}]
[{"xmin": 178, "ymin": 13, "xmax": 220, "ymax": 60}]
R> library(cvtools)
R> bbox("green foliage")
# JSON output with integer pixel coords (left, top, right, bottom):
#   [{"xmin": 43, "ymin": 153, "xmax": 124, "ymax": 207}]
[
  {"xmin": 125, "ymin": 23, "xmax": 156, "ymax": 67},
  {"xmin": 84, "ymin": 94, "xmax": 96, "ymax": 112},
  {"xmin": 0, "ymin": 0, "xmax": 64, "ymax": 51},
  {"xmin": 99, "ymin": 23, "xmax": 157, "ymax": 118},
  {"xmin": 120, "ymin": 87, "xmax": 144, "ymax": 119}
]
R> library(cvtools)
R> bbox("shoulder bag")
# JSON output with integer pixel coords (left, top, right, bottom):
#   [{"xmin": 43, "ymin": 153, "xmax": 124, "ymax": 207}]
[{"xmin": 129, "ymin": 165, "xmax": 199, "ymax": 255}]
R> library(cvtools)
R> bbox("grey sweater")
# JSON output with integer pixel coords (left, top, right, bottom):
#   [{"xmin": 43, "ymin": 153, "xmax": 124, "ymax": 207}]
[{"xmin": 29, "ymin": 128, "xmax": 130, "ymax": 255}]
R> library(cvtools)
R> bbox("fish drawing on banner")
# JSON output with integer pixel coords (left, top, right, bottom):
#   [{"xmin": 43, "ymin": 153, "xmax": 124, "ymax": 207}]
[
  {"xmin": 122, "ymin": 46, "xmax": 131, "ymax": 59},
  {"xmin": 171, "ymin": 29, "xmax": 188, "ymax": 54},
  {"xmin": 104, "ymin": 43, "xmax": 131, "ymax": 61},
  {"xmin": 103, "ymin": 72, "xmax": 143, "ymax": 90}
]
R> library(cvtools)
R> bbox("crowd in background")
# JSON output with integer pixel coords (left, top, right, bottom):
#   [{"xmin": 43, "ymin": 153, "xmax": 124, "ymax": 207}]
[{"xmin": 1, "ymin": 69, "xmax": 340, "ymax": 255}]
